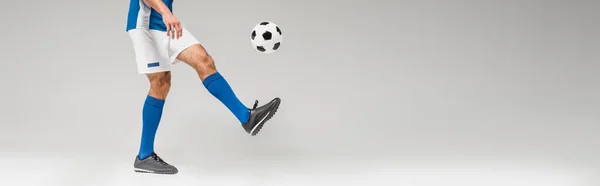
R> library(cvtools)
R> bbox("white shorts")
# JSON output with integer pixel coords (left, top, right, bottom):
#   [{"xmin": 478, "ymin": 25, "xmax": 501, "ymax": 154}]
[{"xmin": 127, "ymin": 27, "xmax": 200, "ymax": 74}]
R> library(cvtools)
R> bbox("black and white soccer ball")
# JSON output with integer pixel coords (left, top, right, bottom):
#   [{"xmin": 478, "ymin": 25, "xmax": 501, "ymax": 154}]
[{"xmin": 250, "ymin": 21, "xmax": 283, "ymax": 54}]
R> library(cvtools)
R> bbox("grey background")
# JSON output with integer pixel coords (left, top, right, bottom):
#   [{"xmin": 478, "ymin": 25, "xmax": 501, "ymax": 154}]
[{"xmin": 1, "ymin": 0, "xmax": 599, "ymax": 185}]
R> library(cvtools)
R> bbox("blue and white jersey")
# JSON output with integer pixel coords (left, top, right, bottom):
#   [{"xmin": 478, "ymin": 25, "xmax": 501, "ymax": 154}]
[{"xmin": 126, "ymin": 0, "xmax": 174, "ymax": 32}]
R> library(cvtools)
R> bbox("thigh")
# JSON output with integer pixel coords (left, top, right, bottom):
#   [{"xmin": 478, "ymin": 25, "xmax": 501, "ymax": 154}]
[
  {"xmin": 170, "ymin": 27, "xmax": 203, "ymax": 64},
  {"xmin": 146, "ymin": 71, "xmax": 171, "ymax": 83},
  {"xmin": 128, "ymin": 29, "xmax": 172, "ymax": 74},
  {"xmin": 175, "ymin": 43, "xmax": 208, "ymax": 65}
]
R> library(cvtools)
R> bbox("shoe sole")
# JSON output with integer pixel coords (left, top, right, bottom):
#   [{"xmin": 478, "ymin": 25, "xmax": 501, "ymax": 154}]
[
  {"xmin": 134, "ymin": 168, "xmax": 178, "ymax": 175},
  {"xmin": 250, "ymin": 99, "xmax": 281, "ymax": 136}
]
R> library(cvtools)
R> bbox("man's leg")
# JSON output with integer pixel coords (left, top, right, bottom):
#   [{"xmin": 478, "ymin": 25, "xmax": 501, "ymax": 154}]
[
  {"xmin": 134, "ymin": 71, "xmax": 178, "ymax": 174},
  {"xmin": 177, "ymin": 44, "xmax": 249, "ymax": 123},
  {"xmin": 176, "ymin": 44, "xmax": 281, "ymax": 135},
  {"xmin": 138, "ymin": 71, "xmax": 171, "ymax": 160}
]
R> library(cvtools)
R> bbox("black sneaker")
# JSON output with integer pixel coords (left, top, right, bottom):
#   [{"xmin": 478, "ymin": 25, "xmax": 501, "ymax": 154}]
[
  {"xmin": 242, "ymin": 98, "xmax": 281, "ymax": 136},
  {"xmin": 133, "ymin": 152, "xmax": 178, "ymax": 174}
]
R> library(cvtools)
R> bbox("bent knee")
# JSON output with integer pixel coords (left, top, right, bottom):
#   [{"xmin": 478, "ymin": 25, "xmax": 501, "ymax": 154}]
[{"xmin": 194, "ymin": 54, "xmax": 215, "ymax": 70}]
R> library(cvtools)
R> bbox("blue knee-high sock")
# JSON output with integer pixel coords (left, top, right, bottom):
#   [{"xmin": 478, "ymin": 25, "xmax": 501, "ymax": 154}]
[
  {"xmin": 138, "ymin": 95, "xmax": 165, "ymax": 160},
  {"xmin": 203, "ymin": 72, "xmax": 250, "ymax": 124}
]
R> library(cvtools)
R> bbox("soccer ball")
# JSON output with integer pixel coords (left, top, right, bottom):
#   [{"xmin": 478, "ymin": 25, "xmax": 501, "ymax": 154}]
[{"xmin": 250, "ymin": 21, "xmax": 283, "ymax": 54}]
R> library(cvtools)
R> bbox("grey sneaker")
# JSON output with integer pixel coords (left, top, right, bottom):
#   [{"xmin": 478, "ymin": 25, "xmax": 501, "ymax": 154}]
[
  {"xmin": 242, "ymin": 98, "xmax": 281, "ymax": 136},
  {"xmin": 133, "ymin": 152, "xmax": 178, "ymax": 174}
]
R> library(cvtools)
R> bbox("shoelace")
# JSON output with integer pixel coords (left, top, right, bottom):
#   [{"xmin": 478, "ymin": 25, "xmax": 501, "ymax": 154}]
[{"xmin": 151, "ymin": 153, "xmax": 168, "ymax": 165}]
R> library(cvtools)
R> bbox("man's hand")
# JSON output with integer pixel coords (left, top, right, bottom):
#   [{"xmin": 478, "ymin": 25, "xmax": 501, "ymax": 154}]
[
  {"xmin": 162, "ymin": 12, "xmax": 182, "ymax": 39},
  {"xmin": 143, "ymin": 0, "xmax": 182, "ymax": 39}
]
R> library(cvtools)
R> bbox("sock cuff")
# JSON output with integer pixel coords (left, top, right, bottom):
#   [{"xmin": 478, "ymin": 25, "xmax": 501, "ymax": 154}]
[
  {"xmin": 145, "ymin": 95, "xmax": 165, "ymax": 108},
  {"xmin": 202, "ymin": 72, "xmax": 223, "ymax": 88}
]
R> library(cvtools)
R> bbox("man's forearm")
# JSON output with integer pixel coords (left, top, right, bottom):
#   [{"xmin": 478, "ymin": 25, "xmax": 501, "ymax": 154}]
[{"xmin": 144, "ymin": 0, "xmax": 171, "ymax": 15}]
